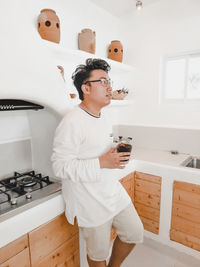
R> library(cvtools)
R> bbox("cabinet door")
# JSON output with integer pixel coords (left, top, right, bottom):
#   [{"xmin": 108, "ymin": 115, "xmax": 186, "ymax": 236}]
[
  {"xmin": 57, "ymin": 249, "xmax": 80, "ymax": 267},
  {"xmin": 0, "ymin": 234, "xmax": 29, "ymax": 266},
  {"xmin": 0, "ymin": 248, "xmax": 30, "ymax": 267},
  {"xmin": 35, "ymin": 233, "xmax": 79, "ymax": 267},
  {"xmin": 120, "ymin": 172, "xmax": 134, "ymax": 203},
  {"xmin": 170, "ymin": 181, "xmax": 200, "ymax": 252},
  {"xmin": 134, "ymin": 172, "xmax": 161, "ymax": 234},
  {"xmin": 29, "ymin": 213, "xmax": 79, "ymax": 267},
  {"xmin": 111, "ymin": 172, "xmax": 135, "ymax": 241}
]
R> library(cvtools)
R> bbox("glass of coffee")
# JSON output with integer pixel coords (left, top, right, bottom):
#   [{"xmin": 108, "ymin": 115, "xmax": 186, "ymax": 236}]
[
  {"xmin": 117, "ymin": 143, "xmax": 132, "ymax": 153},
  {"xmin": 117, "ymin": 137, "xmax": 132, "ymax": 162}
]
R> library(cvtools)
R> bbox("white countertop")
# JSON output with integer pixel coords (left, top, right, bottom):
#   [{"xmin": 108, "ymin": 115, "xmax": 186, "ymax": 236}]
[
  {"xmin": 133, "ymin": 147, "xmax": 189, "ymax": 167},
  {"xmin": 0, "ymin": 147, "xmax": 199, "ymax": 249}
]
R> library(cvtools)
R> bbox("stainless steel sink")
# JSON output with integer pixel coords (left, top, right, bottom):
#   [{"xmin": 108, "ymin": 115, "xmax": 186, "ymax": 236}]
[{"xmin": 181, "ymin": 156, "xmax": 200, "ymax": 169}]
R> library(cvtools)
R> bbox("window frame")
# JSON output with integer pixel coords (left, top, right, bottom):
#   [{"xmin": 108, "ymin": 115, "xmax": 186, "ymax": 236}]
[{"xmin": 160, "ymin": 50, "xmax": 200, "ymax": 104}]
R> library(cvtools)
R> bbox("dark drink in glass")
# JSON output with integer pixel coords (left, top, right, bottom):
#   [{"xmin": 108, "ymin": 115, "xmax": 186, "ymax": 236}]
[
  {"xmin": 117, "ymin": 143, "xmax": 132, "ymax": 153},
  {"xmin": 117, "ymin": 139, "xmax": 132, "ymax": 162}
]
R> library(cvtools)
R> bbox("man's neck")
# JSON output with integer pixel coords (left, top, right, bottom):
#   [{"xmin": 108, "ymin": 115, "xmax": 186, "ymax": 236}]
[{"xmin": 80, "ymin": 101, "xmax": 101, "ymax": 117}]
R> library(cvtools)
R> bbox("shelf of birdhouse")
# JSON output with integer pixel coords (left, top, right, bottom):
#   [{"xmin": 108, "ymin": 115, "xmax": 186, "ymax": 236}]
[{"xmin": 41, "ymin": 40, "xmax": 136, "ymax": 73}]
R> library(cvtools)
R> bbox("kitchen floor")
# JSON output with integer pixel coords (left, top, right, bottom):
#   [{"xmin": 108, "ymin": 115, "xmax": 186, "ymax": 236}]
[{"xmin": 121, "ymin": 237, "xmax": 200, "ymax": 267}]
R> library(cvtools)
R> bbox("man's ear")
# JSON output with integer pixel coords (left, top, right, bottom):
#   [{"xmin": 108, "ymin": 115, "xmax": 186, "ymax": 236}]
[{"xmin": 81, "ymin": 84, "xmax": 91, "ymax": 95}]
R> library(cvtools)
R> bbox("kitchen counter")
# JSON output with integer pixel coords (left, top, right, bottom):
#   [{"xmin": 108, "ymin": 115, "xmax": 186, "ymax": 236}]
[
  {"xmin": 0, "ymin": 192, "xmax": 64, "ymax": 248},
  {"xmin": 133, "ymin": 147, "xmax": 189, "ymax": 167},
  {"xmin": 1, "ymin": 147, "xmax": 200, "ymax": 260},
  {"xmin": 134, "ymin": 148, "xmax": 200, "ymax": 185}
]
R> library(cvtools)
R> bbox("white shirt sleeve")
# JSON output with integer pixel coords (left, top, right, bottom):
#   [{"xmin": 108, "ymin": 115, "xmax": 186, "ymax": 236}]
[{"xmin": 51, "ymin": 116, "xmax": 101, "ymax": 183}]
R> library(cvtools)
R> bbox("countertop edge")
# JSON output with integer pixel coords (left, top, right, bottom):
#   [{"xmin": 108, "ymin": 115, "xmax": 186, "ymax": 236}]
[{"xmin": 0, "ymin": 193, "xmax": 65, "ymax": 248}]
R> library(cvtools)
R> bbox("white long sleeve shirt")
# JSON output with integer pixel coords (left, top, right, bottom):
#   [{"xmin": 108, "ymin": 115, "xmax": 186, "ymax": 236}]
[{"xmin": 51, "ymin": 106, "xmax": 131, "ymax": 227}]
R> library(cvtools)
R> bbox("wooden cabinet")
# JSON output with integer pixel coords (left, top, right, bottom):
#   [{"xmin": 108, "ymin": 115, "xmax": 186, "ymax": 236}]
[
  {"xmin": 29, "ymin": 213, "xmax": 79, "ymax": 267},
  {"xmin": 120, "ymin": 172, "xmax": 135, "ymax": 203},
  {"xmin": 0, "ymin": 248, "xmax": 30, "ymax": 267},
  {"xmin": 111, "ymin": 171, "xmax": 162, "ymax": 239},
  {"xmin": 111, "ymin": 172, "xmax": 135, "ymax": 240},
  {"xmin": 0, "ymin": 234, "xmax": 30, "ymax": 267},
  {"xmin": 0, "ymin": 214, "xmax": 79, "ymax": 267},
  {"xmin": 134, "ymin": 172, "xmax": 162, "ymax": 234},
  {"xmin": 0, "ymin": 170, "xmax": 163, "ymax": 265},
  {"xmin": 35, "ymin": 234, "xmax": 79, "ymax": 267},
  {"xmin": 1, "ymin": 173, "xmax": 135, "ymax": 265},
  {"xmin": 170, "ymin": 181, "xmax": 200, "ymax": 252}
]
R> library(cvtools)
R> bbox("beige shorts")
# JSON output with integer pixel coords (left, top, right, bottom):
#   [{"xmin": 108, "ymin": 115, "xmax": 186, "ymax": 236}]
[{"xmin": 80, "ymin": 202, "xmax": 144, "ymax": 261}]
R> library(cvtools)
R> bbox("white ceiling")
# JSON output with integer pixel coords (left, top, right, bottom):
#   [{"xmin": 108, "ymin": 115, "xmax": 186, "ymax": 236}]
[{"xmin": 89, "ymin": 0, "xmax": 160, "ymax": 17}]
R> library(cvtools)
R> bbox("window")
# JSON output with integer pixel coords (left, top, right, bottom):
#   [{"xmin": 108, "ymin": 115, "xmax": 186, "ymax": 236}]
[{"xmin": 161, "ymin": 52, "xmax": 200, "ymax": 102}]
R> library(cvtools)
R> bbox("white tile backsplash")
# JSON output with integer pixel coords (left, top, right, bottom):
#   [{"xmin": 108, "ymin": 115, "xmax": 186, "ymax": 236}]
[
  {"xmin": 0, "ymin": 111, "xmax": 31, "ymax": 144},
  {"xmin": 0, "ymin": 139, "xmax": 32, "ymax": 180},
  {"xmin": 115, "ymin": 125, "xmax": 200, "ymax": 155}
]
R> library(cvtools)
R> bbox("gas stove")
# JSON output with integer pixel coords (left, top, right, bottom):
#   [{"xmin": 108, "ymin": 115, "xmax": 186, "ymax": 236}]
[{"xmin": 0, "ymin": 170, "xmax": 61, "ymax": 221}]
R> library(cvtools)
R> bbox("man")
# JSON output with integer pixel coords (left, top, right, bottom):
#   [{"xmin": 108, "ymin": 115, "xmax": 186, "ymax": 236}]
[{"xmin": 51, "ymin": 58, "xmax": 143, "ymax": 267}]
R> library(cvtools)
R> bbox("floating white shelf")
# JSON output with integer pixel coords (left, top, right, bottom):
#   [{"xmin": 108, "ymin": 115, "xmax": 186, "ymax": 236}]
[
  {"xmin": 40, "ymin": 40, "xmax": 135, "ymax": 107},
  {"xmin": 41, "ymin": 40, "xmax": 135, "ymax": 73}
]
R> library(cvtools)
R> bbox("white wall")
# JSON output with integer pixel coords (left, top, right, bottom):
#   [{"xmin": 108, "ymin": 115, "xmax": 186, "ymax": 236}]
[
  {"xmin": 27, "ymin": 108, "xmax": 61, "ymax": 177},
  {"xmin": 0, "ymin": 0, "xmax": 121, "ymax": 115},
  {"xmin": 29, "ymin": 0, "xmax": 120, "ymax": 55},
  {"xmin": 118, "ymin": 0, "xmax": 200, "ymax": 128},
  {"xmin": 0, "ymin": 0, "xmax": 123, "ymax": 172},
  {"xmin": 115, "ymin": 124, "xmax": 200, "ymax": 155}
]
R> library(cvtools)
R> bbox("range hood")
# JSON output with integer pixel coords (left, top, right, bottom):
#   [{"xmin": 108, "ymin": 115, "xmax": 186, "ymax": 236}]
[{"xmin": 0, "ymin": 99, "xmax": 44, "ymax": 111}]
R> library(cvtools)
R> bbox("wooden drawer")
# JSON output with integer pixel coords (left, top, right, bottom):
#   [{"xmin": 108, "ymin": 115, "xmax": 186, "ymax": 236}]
[
  {"xmin": 29, "ymin": 213, "xmax": 78, "ymax": 266},
  {"xmin": 170, "ymin": 181, "xmax": 200, "ymax": 252},
  {"xmin": 0, "ymin": 247, "xmax": 30, "ymax": 267},
  {"xmin": 35, "ymin": 233, "xmax": 79, "ymax": 267},
  {"xmin": 0, "ymin": 234, "xmax": 29, "ymax": 265}
]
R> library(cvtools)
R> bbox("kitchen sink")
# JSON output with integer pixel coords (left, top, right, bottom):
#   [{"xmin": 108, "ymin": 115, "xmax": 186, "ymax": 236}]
[{"xmin": 181, "ymin": 156, "xmax": 200, "ymax": 169}]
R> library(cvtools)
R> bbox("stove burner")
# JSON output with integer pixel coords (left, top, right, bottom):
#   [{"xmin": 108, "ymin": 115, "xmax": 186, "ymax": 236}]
[
  {"xmin": 0, "ymin": 170, "xmax": 61, "ymax": 219},
  {"xmin": 19, "ymin": 177, "xmax": 37, "ymax": 187},
  {"xmin": 0, "ymin": 170, "xmax": 53, "ymax": 198}
]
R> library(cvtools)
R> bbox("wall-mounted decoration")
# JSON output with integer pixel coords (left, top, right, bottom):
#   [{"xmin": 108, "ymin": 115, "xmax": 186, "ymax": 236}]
[
  {"xmin": 70, "ymin": 93, "xmax": 77, "ymax": 99},
  {"xmin": 38, "ymin": 9, "xmax": 60, "ymax": 43},
  {"xmin": 108, "ymin": 40, "xmax": 123, "ymax": 62},
  {"xmin": 57, "ymin": 65, "xmax": 65, "ymax": 82},
  {"xmin": 78, "ymin": 29, "xmax": 96, "ymax": 54}
]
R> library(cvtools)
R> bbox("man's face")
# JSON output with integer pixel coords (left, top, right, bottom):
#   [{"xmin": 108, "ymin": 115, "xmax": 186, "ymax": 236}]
[{"xmin": 83, "ymin": 69, "xmax": 112, "ymax": 107}]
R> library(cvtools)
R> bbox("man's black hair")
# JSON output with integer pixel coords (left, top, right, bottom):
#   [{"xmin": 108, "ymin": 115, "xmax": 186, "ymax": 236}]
[{"xmin": 72, "ymin": 58, "xmax": 111, "ymax": 100}]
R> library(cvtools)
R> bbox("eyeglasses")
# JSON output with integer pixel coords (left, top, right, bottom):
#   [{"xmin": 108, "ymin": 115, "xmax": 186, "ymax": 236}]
[{"xmin": 83, "ymin": 78, "xmax": 113, "ymax": 87}]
